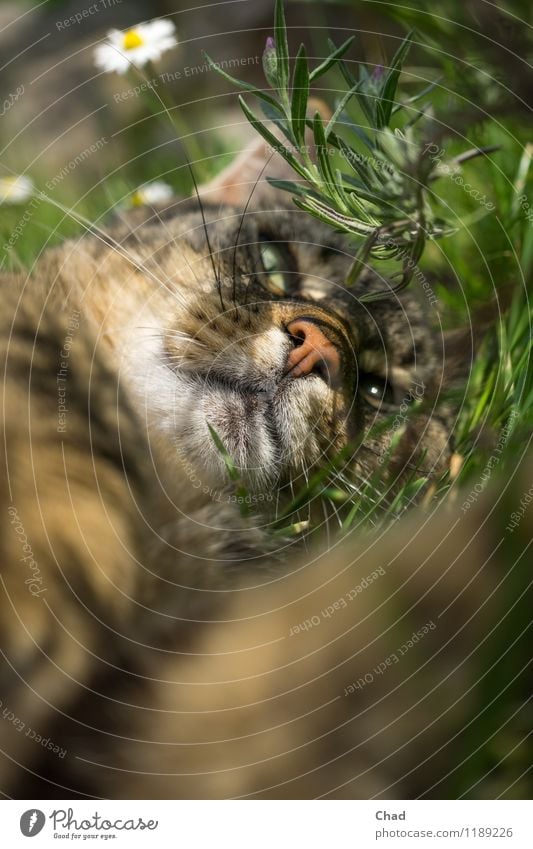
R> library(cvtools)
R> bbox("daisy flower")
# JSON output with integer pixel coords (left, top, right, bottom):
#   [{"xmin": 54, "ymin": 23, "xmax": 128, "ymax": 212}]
[
  {"xmin": 94, "ymin": 19, "xmax": 177, "ymax": 75},
  {"xmin": 130, "ymin": 180, "xmax": 174, "ymax": 206},
  {"xmin": 0, "ymin": 175, "xmax": 34, "ymax": 204}
]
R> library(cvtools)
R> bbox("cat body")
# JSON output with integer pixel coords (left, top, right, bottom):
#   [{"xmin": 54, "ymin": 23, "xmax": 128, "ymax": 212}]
[{"xmin": 0, "ymin": 142, "xmax": 528, "ymax": 799}]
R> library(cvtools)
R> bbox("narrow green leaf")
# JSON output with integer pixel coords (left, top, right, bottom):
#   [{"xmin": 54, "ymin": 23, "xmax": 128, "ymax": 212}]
[
  {"xmin": 337, "ymin": 53, "xmax": 380, "ymax": 131},
  {"xmin": 294, "ymin": 195, "xmax": 376, "ymax": 236},
  {"xmin": 239, "ymin": 96, "xmax": 312, "ymax": 182},
  {"xmin": 342, "ymin": 175, "xmax": 378, "ymax": 220},
  {"xmin": 325, "ymin": 81, "xmax": 359, "ymax": 138},
  {"xmin": 274, "ymin": 0, "xmax": 290, "ymax": 93},
  {"xmin": 378, "ymin": 31, "xmax": 413, "ymax": 126},
  {"xmin": 346, "ymin": 230, "xmax": 379, "ymax": 286},
  {"xmin": 336, "ymin": 53, "xmax": 357, "ymax": 87},
  {"xmin": 207, "ymin": 424, "xmax": 252, "ymax": 517},
  {"xmin": 308, "ymin": 35, "xmax": 355, "ymax": 82},
  {"xmin": 336, "ymin": 138, "xmax": 374, "ymax": 190},
  {"xmin": 343, "ymin": 184, "xmax": 392, "ymax": 206},
  {"xmin": 267, "ymin": 178, "xmax": 326, "ymax": 203},
  {"xmin": 260, "ymin": 99, "xmax": 296, "ymax": 145},
  {"xmin": 452, "ymin": 145, "xmax": 500, "ymax": 168},
  {"xmin": 392, "ymin": 76, "xmax": 443, "ymax": 114},
  {"xmin": 404, "ymin": 103, "xmax": 430, "ymax": 129},
  {"xmin": 318, "ymin": 125, "xmax": 343, "ymax": 150},
  {"xmin": 291, "ymin": 44, "xmax": 309, "ymax": 146},
  {"xmin": 204, "ymin": 52, "xmax": 280, "ymax": 110},
  {"xmin": 207, "ymin": 424, "xmax": 239, "ymax": 481},
  {"xmin": 329, "ymin": 117, "xmax": 376, "ymax": 155},
  {"xmin": 375, "ymin": 100, "xmax": 387, "ymax": 131},
  {"xmin": 352, "ymin": 79, "xmax": 377, "ymax": 128},
  {"xmin": 313, "ymin": 111, "xmax": 339, "ymax": 198}
]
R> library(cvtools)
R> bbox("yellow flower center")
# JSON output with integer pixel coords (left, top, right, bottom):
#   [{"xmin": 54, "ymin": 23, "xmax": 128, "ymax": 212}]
[
  {"xmin": 1, "ymin": 178, "xmax": 21, "ymax": 199},
  {"xmin": 130, "ymin": 191, "xmax": 143, "ymax": 207},
  {"xmin": 122, "ymin": 29, "xmax": 144, "ymax": 51}
]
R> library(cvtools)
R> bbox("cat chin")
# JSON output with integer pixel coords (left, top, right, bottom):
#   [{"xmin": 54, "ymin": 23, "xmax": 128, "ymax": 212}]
[
  {"xmin": 194, "ymin": 375, "xmax": 336, "ymax": 491},
  {"xmin": 199, "ymin": 386, "xmax": 282, "ymax": 491},
  {"xmin": 163, "ymin": 375, "xmax": 335, "ymax": 494},
  {"xmin": 121, "ymin": 320, "xmax": 342, "ymax": 492}
]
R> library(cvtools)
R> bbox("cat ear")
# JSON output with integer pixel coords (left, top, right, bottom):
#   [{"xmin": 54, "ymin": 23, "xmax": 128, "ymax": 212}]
[{"xmin": 198, "ymin": 99, "xmax": 331, "ymax": 208}]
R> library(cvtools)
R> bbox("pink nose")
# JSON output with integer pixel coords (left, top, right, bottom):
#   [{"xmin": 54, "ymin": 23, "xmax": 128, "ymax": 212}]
[{"xmin": 284, "ymin": 319, "xmax": 342, "ymax": 386}]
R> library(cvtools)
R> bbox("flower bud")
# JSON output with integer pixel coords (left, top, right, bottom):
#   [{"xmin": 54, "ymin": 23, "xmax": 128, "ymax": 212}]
[{"xmin": 263, "ymin": 36, "xmax": 278, "ymax": 87}]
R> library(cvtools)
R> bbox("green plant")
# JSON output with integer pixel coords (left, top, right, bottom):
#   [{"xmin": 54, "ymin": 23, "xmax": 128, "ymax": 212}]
[
  {"xmin": 206, "ymin": 0, "xmax": 532, "ymax": 538},
  {"xmin": 207, "ymin": 0, "xmax": 495, "ymax": 298}
]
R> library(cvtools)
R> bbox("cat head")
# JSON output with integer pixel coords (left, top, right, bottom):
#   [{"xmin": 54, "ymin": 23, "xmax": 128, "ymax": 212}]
[{"xmin": 52, "ymin": 137, "xmax": 451, "ymax": 500}]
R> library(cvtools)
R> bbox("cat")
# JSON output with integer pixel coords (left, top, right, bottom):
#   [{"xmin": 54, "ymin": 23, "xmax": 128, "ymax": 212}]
[{"xmin": 0, "ymin": 136, "xmax": 529, "ymax": 800}]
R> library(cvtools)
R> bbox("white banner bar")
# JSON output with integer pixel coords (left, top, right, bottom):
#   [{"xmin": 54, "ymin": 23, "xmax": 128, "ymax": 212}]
[{"xmin": 1, "ymin": 800, "xmax": 531, "ymax": 848}]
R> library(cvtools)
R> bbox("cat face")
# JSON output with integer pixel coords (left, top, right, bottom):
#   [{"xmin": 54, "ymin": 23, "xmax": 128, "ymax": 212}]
[
  {"xmin": 51, "ymin": 145, "xmax": 450, "ymax": 499},
  {"xmin": 99, "ymin": 198, "xmax": 449, "ymax": 498}
]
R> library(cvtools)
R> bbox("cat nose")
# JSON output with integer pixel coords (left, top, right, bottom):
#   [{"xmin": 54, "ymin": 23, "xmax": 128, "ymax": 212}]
[{"xmin": 284, "ymin": 318, "xmax": 342, "ymax": 386}]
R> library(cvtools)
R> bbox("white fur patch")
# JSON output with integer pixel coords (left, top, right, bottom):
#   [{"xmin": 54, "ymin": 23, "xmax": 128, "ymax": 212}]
[{"xmin": 117, "ymin": 306, "xmax": 337, "ymax": 493}]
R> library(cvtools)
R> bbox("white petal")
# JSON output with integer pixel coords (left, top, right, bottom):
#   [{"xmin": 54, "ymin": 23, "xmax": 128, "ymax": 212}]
[
  {"xmin": 94, "ymin": 44, "xmax": 130, "ymax": 74},
  {"xmin": 105, "ymin": 29, "xmax": 126, "ymax": 46},
  {"xmin": 144, "ymin": 19, "xmax": 176, "ymax": 40},
  {"xmin": 137, "ymin": 181, "xmax": 174, "ymax": 204},
  {"xmin": 0, "ymin": 175, "xmax": 34, "ymax": 203},
  {"xmin": 128, "ymin": 45, "xmax": 159, "ymax": 68}
]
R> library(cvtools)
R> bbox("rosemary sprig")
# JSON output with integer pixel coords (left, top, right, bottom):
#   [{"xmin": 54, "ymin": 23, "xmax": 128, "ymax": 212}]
[{"xmin": 207, "ymin": 0, "xmax": 493, "ymax": 298}]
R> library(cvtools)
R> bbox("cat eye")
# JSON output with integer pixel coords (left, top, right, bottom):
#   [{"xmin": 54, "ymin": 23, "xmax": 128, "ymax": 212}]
[
  {"xmin": 358, "ymin": 372, "xmax": 398, "ymax": 410},
  {"xmin": 259, "ymin": 243, "xmax": 291, "ymax": 295}
]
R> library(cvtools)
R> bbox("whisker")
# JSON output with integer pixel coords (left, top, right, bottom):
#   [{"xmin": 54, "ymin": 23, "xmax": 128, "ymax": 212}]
[
  {"xmin": 103, "ymin": 48, "xmax": 226, "ymax": 314},
  {"xmin": 111, "ymin": 200, "xmax": 204, "ymax": 307},
  {"xmin": 34, "ymin": 192, "xmax": 193, "ymax": 308},
  {"xmin": 300, "ymin": 458, "xmax": 310, "ymax": 489},
  {"xmin": 230, "ymin": 152, "xmax": 276, "ymax": 308},
  {"xmin": 167, "ymin": 334, "xmax": 206, "ymax": 348}
]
